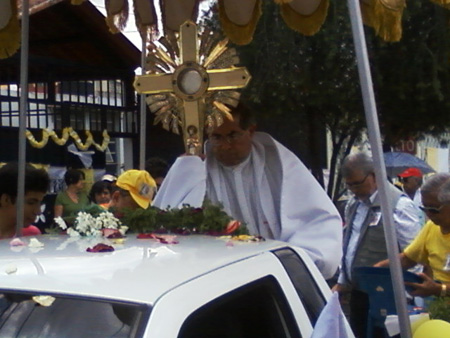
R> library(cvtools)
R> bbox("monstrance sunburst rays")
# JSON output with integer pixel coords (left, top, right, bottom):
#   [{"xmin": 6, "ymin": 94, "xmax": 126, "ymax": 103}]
[{"xmin": 134, "ymin": 21, "xmax": 251, "ymax": 155}]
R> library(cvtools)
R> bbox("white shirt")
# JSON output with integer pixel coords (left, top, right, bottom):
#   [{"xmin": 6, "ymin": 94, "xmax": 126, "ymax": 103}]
[
  {"xmin": 206, "ymin": 154, "xmax": 276, "ymax": 238},
  {"xmin": 205, "ymin": 140, "xmax": 280, "ymax": 239},
  {"xmin": 411, "ymin": 188, "xmax": 425, "ymax": 227}
]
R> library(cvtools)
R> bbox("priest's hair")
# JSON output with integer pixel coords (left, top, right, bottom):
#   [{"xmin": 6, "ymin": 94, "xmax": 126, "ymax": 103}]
[{"xmin": 229, "ymin": 101, "xmax": 256, "ymax": 130}]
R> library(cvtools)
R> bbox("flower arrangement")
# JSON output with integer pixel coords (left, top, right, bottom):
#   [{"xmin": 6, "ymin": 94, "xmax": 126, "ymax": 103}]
[
  {"xmin": 53, "ymin": 199, "xmax": 246, "ymax": 238},
  {"xmin": 55, "ymin": 211, "xmax": 128, "ymax": 237},
  {"xmin": 119, "ymin": 199, "xmax": 248, "ymax": 236}
]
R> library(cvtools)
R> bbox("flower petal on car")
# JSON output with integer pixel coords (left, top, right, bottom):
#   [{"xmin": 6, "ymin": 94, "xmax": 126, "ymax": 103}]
[{"xmin": 86, "ymin": 243, "xmax": 114, "ymax": 252}]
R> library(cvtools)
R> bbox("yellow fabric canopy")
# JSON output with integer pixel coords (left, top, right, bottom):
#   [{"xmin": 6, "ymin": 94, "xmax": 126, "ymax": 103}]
[{"xmin": 2, "ymin": 0, "xmax": 448, "ymax": 59}]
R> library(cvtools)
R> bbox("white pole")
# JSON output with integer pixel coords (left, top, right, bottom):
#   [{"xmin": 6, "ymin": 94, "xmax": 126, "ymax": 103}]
[
  {"xmin": 346, "ymin": 0, "xmax": 412, "ymax": 337},
  {"xmin": 139, "ymin": 33, "xmax": 147, "ymax": 170},
  {"xmin": 16, "ymin": 0, "xmax": 30, "ymax": 236}
]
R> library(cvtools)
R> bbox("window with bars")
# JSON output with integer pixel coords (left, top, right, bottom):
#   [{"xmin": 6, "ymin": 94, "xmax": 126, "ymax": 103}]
[{"xmin": 0, "ymin": 80, "xmax": 137, "ymax": 134}]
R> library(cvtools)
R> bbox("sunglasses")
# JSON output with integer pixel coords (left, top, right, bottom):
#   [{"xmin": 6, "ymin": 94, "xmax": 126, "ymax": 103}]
[{"xmin": 419, "ymin": 205, "xmax": 443, "ymax": 214}]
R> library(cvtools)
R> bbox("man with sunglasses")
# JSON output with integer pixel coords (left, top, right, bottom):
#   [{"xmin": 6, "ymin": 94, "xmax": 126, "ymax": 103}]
[
  {"xmin": 375, "ymin": 173, "xmax": 450, "ymax": 298},
  {"xmin": 153, "ymin": 102, "xmax": 343, "ymax": 280},
  {"xmin": 333, "ymin": 152, "xmax": 420, "ymax": 338}
]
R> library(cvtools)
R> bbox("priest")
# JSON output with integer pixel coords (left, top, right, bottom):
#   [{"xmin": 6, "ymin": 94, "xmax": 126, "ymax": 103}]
[{"xmin": 153, "ymin": 103, "xmax": 343, "ymax": 279}]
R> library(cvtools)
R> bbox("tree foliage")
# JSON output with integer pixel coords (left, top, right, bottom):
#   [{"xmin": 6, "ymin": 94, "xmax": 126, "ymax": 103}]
[
  {"xmin": 202, "ymin": 0, "xmax": 450, "ymax": 200},
  {"xmin": 366, "ymin": 0, "xmax": 450, "ymax": 146},
  {"xmin": 234, "ymin": 0, "xmax": 365, "ymax": 199}
]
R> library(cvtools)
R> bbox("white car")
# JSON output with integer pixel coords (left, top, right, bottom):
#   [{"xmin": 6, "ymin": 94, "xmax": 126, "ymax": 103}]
[{"xmin": 0, "ymin": 235, "xmax": 354, "ymax": 337}]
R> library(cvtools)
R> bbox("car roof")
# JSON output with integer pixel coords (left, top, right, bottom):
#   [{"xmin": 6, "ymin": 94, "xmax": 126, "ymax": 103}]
[{"xmin": 0, "ymin": 235, "xmax": 291, "ymax": 305}]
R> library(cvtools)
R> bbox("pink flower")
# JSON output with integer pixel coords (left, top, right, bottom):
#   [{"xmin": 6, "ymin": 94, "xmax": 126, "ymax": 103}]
[
  {"xmin": 10, "ymin": 238, "xmax": 26, "ymax": 246},
  {"xmin": 224, "ymin": 220, "xmax": 241, "ymax": 234},
  {"xmin": 156, "ymin": 235, "xmax": 179, "ymax": 244},
  {"xmin": 101, "ymin": 228, "xmax": 123, "ymax": 238},
  {"xmin": 136, "ymin": 233, "xmax": 179, "ymax": 244}
]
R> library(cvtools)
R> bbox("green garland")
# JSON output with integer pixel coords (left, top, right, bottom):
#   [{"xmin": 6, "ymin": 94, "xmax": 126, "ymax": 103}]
[{"xmin": 119, "ymin": 199, "xmax": 248, "ymax": 235}]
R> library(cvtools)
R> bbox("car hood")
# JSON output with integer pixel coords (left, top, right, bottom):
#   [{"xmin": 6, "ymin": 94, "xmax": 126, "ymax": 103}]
[{"xmin": 0, "ymin": 234, "xmax": 287, "ymax": 304}]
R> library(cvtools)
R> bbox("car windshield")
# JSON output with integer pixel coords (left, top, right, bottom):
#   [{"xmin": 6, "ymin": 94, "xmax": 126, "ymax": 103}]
[{"xmin": 0, "ymin": 291, "xmax": 150, "ymax": 337}]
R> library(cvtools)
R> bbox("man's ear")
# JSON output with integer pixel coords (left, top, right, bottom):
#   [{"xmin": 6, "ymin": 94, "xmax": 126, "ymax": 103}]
[
  {"xmin": 0, "ymin": 194, "xmax": 13, "ymax": 207},
  {"xmin": 111, "ymin": 191, "xmax": 120, "ymax": 203},
  {"xmin": 248, "ymin": 124, "xmax": 257, "ymax": 137}
]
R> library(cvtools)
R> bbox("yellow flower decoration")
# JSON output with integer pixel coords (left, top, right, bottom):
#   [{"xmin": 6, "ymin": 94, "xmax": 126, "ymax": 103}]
[
  {"xmin": 26, "ymin": 128, "xmax": 110, "ymax": 151},
  {"xmin": 25, "ymin": 129, "xmax": 49, "ymax": 149},
  {"xmin": 93, "ymin": 130, "xmax": 110, "ymax": 152},
  {"xmin": 49, "ymin": 127, "xmax": 71, "ymax": 146},
  {"xmin": 70, "ymin": 129, "xmax": 93, "ymax": 151}
]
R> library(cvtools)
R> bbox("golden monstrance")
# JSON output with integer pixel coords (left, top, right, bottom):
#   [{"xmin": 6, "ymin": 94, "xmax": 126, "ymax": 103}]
[{"xmin": 133, "ymin": 21, "xmax": 251, "ymax": 156}]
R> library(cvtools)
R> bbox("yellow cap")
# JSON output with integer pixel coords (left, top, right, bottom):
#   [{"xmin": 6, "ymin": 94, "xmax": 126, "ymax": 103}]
[{"xmin": 116, "ymin": 170, "xmax": 156, "ymax": 209}]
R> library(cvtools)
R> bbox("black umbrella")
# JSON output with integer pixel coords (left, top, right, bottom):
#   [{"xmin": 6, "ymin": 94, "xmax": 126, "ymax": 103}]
[{"xmin": 383, "ymin": 152, "xmax": 436, "ymax": 177}]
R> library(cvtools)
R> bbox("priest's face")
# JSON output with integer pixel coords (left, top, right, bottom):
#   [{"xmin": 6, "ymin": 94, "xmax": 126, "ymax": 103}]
[{"xmin": 208, "ymin": 116, "xmax": 255, "ymax": 166}]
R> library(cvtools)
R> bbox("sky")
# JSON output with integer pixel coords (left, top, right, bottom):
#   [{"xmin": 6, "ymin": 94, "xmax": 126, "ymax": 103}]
[{"xmin": 89, "ymin": 0, "xmax": 143, "ymax": 50}]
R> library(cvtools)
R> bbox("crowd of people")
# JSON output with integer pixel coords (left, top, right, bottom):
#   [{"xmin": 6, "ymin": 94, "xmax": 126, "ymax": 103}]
[
  {"xmin": 0, "ymin": 161, "xmax": 163, "ymax": 238},
  {"xmin": 0, "ymin": 102, "xmax": 449, "ymax": 337}
]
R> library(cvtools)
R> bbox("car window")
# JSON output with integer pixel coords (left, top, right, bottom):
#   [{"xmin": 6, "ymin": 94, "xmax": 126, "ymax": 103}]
[
  {"xmin": 0, "ymin": 292, "xmax": 149, "ymax": 338},
  {"xmin": 273, "ymin": 248, "xmax": 326, "ymax": 325},
  {"xmin": 177, "ymin": 276, "xmax": 301, "ymax": 338}
]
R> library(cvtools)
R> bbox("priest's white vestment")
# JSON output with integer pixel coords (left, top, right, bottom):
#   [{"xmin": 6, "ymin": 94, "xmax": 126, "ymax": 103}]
[{"xmin": 153, "ymin": 132, "xmax": 343, "ymax": 279}]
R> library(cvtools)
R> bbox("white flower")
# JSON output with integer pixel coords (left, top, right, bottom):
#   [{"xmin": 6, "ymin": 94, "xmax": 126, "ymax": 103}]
[
  {"xmin": 97, "ymin": 211, "xmax": 121, "ymax": 229},
  {"xmin": 64, "ymin": 211, "xmax": 123, "ymax": 237},
  {"xmin": 75, "ymin": 212, "xmax": 95, "ymax": 234},
  {"xmin": 92, "ymin": 217, "xmax": 103, "ymax": 230},
  {"xmin": 67, "ymin": 228, "xmax": 80, "ymax": 237},
  {"xmin": 119, "ymin": 226, "xmax": 129, "ymax": 235},
  {"xmin": 29, "ymin": 238, "xmax": 44, "ymax": 248},
  {"xmin": 90, "ymin": 230, "xmax": 102, "ymax": 237},
  {"xmin": 5, "ymin": 264, "xmax": 18, "ymax": 274},
  {"xmin": 32, "ymin": 295, "xmax": 55, "ymax": 307},
  {"xmin": 54, "ymin": 217, "xmax": 67, "ymax": 230}
]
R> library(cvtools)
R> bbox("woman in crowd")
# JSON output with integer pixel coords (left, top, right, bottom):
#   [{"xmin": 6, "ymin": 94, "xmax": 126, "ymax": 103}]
[{"xmin": 54, "ymin": 169, "xmax": 90, "ymax": 225}]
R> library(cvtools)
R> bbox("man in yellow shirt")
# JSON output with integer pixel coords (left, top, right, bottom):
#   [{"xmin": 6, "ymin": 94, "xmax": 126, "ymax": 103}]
[{"xmin": 375, "ymin": 172, "xmax": 450, "ymax": 297}]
